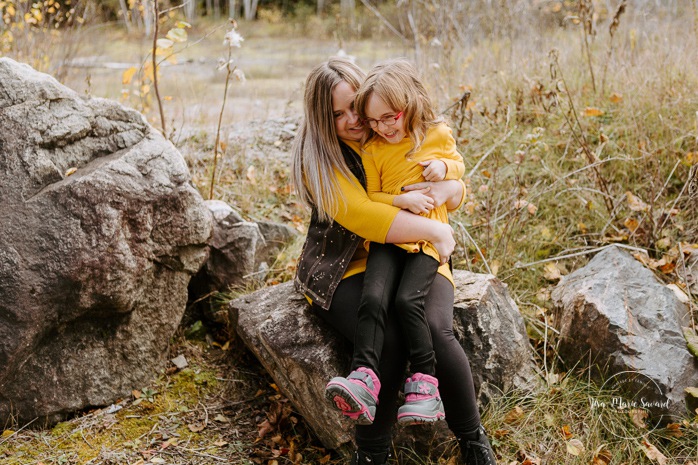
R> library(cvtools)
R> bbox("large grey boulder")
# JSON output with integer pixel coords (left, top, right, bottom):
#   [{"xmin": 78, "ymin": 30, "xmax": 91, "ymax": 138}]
[
  {"xmin": 187, "ymin": 200, "xmax": 300, "ymax": 326},
  {"xmin": 229, "ymin": 270, "xmax": 537, "ymax": 456},
  {"xmin": 552, "ymin": 245, "xmax": 697, "ymax": 420},
  {"xmin": 0, "ymin": 58, "xmax": 212, "ymax": 425}
]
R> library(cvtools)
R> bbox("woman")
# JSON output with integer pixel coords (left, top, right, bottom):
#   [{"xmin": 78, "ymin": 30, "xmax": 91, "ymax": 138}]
[{"xmin": 291, "ymin": 57, "xmax": 497, "ymax": 465}]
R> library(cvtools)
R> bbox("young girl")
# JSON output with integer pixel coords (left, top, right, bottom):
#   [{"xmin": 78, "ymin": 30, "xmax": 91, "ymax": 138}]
[{"xmin": 325, "ymin": 58, "xmax": 465, "ymax": 425}]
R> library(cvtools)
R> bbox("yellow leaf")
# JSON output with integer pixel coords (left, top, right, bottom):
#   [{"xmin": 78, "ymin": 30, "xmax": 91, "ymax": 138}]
[
  {"xmin": 583, "ymin": 107, "xmax": 604, "ymax": 117},
  {"xmin": 156, "ymin": 38, "xmax": 173, "ymax": 49},
  {"xmin": 543, "ymin": 262, "xmax": 562, "ymax": 281},
  {"xmin": 640, "ymin": 439, "xmax": 667, "ymax": 465},
  {"xmin": 624, "ymin": 217, "xmax": 639, "ymax": 232},
  {"xmin": 64, "ymin": 167, "xmax": 77, "ymax": 176},
  {"xmin": 609, "ymin": 92, "xmax": 623, "ymax": 103},
  {"xmin": 686, "ymin": 387, "xmax": 698, "ymax": 398},
  {"xmin": 566, "ymin": 438, "xmax": 584, "ymax": 456},
  {"xmin": 626, "ymin": 191, "xmax": 649, "ymax": 212},
  {"xmin": 166, "ymin": 27, "xmax": 188, "ymax": 43},
  {"xmin": 143, "ymin": 62, "xmax": 155, "ymax": 83},
  {"xmin": 1, "ymin": 429, "xmax": 15, "ymax": 438},
  {"xmin": 121, "ymin": 67, "xmax": 137, "ymax": 86},
  {"xmin": 685, "ymin": 152, "xmax": 698, "ymax": 165}
]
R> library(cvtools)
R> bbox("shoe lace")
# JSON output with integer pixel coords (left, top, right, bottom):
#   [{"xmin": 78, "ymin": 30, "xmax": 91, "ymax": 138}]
[{"xmin": 462, "ymin": 438, "xmax": 493, "ymax": 465}]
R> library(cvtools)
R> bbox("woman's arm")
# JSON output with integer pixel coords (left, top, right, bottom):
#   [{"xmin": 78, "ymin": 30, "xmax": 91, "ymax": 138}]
[
  {"xmin": 385, "ymin": 212, "xmax": 455, "ymax": 265},
  {"xmin": 331, "ymin": 169, "xmax": 455, "ymax": 263}
]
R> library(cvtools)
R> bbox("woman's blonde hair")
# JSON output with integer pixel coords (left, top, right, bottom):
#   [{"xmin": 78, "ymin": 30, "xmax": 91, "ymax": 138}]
[
  {"xmin": 291, "ymin": 57, "xmax": 366, "ymax": 222},
  {"xmin": 354, "ymin": 58, "xmax": 441, "ymax": 155}
]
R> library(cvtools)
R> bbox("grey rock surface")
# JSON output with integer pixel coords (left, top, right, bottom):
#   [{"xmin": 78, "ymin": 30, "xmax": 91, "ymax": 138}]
[
  {"xmin": 229, "ymin": 269, "xmax": 537, "ymax": 456},
  {"xmin": 0, "ymin": 58, "xmax": 212, "ymax": 425},
  {"xmin": 552, "ymin": 245, "xmax": 697, "ymax": 419}
]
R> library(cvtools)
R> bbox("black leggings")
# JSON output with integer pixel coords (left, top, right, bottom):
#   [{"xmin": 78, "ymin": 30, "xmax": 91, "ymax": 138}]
[
  {"xmin": 313, "ymin": 273, "xmax": 481, "ymax": 452},
  {"xmin": 353, "ymin": 243, "xmax": 439, "ymax": 377}
]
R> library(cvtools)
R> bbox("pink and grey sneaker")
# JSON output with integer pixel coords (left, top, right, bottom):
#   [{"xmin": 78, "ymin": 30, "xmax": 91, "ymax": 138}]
[
  {"xmin": 325, "ymin": 367, "xmax": 381, "ymax": 425},
  {"xmin": 397, "ymin": 373, "xmax": 446, "ymax": 424}
]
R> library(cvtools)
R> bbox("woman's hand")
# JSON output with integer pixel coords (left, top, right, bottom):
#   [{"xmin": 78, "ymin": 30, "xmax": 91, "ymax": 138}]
[
  {"xmin": 431, "ymin": 222, "xmax": 456, "ymax": 265},
  {"xmin": 402, "ymin": 179, "xmax": 463, "ymax": 209},
  {"xmin": 393, "ymin": 189, "xmax": 435, "ymax": 215}
]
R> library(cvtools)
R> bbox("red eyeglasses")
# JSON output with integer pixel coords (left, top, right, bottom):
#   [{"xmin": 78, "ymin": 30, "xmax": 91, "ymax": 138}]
[{"xmin": 364, "ymin": 111, "xmax": 403, "ymax": 129}]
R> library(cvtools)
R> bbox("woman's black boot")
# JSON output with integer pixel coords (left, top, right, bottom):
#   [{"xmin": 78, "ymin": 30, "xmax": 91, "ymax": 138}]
[
  {"xmin": 459, "ymin": 425, "xmax": 497, "ymax": 465},
  {"xmin": 350, "ymin": 449, "xmax": 390, "ymax": 465}
]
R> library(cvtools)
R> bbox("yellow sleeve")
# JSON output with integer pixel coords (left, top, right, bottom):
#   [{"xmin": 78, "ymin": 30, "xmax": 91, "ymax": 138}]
[
  {"xmin": 437, "ymin": 124, "xmax": 465, "ymax": 180},
  {"xmin": 363, "ymin": 154, "xmax": 398, "ymax": 207},
  {"xmin": 332, "ymin": 169, "xmax": 400, "ymax": 244}
]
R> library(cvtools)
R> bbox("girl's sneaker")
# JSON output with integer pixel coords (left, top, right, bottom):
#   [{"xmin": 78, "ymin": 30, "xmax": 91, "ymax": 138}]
[
  {"xmin": 397, "ymin": 373, "xmax": 445, "ymax": 424},
  {"xmin": 325, "ymin": 367, "xmax": 381, "ymax": 425}
]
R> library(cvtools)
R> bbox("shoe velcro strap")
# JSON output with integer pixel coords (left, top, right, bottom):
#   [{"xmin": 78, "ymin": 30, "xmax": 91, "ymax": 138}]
[
  {"xmin": 404, "ymin": 380, "xmax": 437, "ymax": 396},
  {"xmin": 348, "ymin": 370, "xmax": 375, "ymax": 390}
]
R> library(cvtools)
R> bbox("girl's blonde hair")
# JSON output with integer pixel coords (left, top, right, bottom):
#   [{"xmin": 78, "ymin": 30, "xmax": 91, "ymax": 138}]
[
  {"xmin": 354, "ymin": 58, "xmax": 441, "ymax": 155},
  {"xmin": 291, "ymin": 57, "xmax": 366, "ymax": 222}
]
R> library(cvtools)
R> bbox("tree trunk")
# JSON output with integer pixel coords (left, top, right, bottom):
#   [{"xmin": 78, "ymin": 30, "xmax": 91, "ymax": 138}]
[
  {"xmin": 183, "ymin": 0, "xmax": 196, "ymax": 21},
  {"xmin": 214, "ymin": 0, "xmax": 221, "ymax": 19},
  {"xmin": 143, "ymin": 0, "xmax": 154, "ymax": 36},
  {"xmin": 206, "ymin": 0, "xmax": 213, "ymax": 17},
  {"xmin": 317, "ymin": 0, "xmax": 326, "ymax": 15},
  {"xmin": 228, "ymin": 0, "xmax": 237, "ymax": 19},
  {"xmin": 340, "ymin": 0, "xmax": 355, "ymax": 25},
  {"xmin": 243, "ymin": 0, "xmax": 258, "ymax": 20},
  {"xmin": 119, "ymin": 0, "xmax": 133, "ymax": 32}
]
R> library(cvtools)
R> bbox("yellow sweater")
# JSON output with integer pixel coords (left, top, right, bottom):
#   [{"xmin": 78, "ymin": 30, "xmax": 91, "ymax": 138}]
[
  {"xmin": 330, "ymin": 138, "xmax": 465, "ymax": 285},
  {"xmin": 360, "ymin": 123, "xmax": 465, "ymax": 262}
]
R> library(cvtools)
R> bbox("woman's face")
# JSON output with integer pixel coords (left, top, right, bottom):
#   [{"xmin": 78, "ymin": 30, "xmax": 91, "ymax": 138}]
[{"xmin": 331, "ymin": 80, "xmax": 365, "ymax": 142}]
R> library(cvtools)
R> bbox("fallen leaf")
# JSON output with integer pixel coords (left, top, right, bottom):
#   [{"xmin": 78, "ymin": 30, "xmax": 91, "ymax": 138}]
[
  {"xmin": 626, "ymin": 191, "xmax": 649, "ymax": 212},
  {"xmin": 1, "ymin": 430, "xmax": 14, "ymax": 438},
  {"xmin": 214, "ymin": 440, "xmax": 228, "ymax": 447},
  {"xmin": 246, "ymin": 165, "xmax": 257, "ymax": 184},
  {"xmin": 65, "ymin": 167, "xmax": 77, "ymax": 176},
  {"xmin": 188, "ymin": 422, "xmax": 205, "ymax": 432},
  {"xmin": 504, "ymin": 406, "xmax": 525, "ymax": 424},
  {"xmin": 527, "ymin": 203, "xmax": 538, "ymax": 215},
  {"xmin": 583, "ymin": 107, "xmax": 604, "ymax": 117},
  {"xmin": 566, "ymin": 438, "xmax": 584, "ymax": 456},
  {"xmin": 624, "ymin": 217, "xmax": 639, "ymax": 232},
  {"xmin": 591, "ymin": 445, "xmax": 612, "ymax": 465},
  {"xmin": 666, "ymin": 423, "xmax": 683, "ymax": 438},
  {"xmin": 640, "ymin": 439, "xmax": 667, "ymax": 465},
  {"xmin": 543, "ymin": 262, "xmax": 563, "ymax": 281},
  {"xmin": 151, "ymin": 458, "xmax": 166, "ymax": 464},
  {"xmin": 214, "ymin": 414, "xmax": 229, "ymax": 423},
  {"xmin": 685, "ymin": 386, "xmax": 698, "ymax": 398},
  {"xmin": 609, "ymin": 92, "xmax": 623, "ymax": 103},
  {"xmin": 560, "ymin": 424, "xmax": 573, "ymax": 439}
]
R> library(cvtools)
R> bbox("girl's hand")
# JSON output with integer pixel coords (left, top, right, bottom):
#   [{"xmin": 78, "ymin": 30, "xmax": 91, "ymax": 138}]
[
  {"xmin": 402, "ymin": 179, "xmax": 462, "ymax": 208},
  {"xmin": 419, "ymin": 160, "xmax": 447, "ymax": 182},
  {"xmin": 393, "ymin": 189, "xmax": 435, "ymax": 215}
]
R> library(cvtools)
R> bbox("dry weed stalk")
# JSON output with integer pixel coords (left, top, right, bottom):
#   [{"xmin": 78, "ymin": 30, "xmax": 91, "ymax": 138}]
[
  {"xmin": 579, "ymin": 0, "xmax": 597, "ymax": 93},
  {"xmin": 151, "ymin": 0, "xmax": 166, "ymax": 136},
  {"xmin": 548, "ymin": 49, "xmax": 614, "ymax": 215},
  {"xmin": 601, "ymin": 0, "xmax": 626, "ymax": 95}
]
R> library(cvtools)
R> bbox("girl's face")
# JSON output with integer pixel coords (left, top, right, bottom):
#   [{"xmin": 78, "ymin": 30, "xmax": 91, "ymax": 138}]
[
  {"xmin": 364, "ymin": 93, "xmax": 406, "ymax": 144},
  {"xmin": 332, "ymin": 81, "xmax": 365, "ymax": 142}
]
